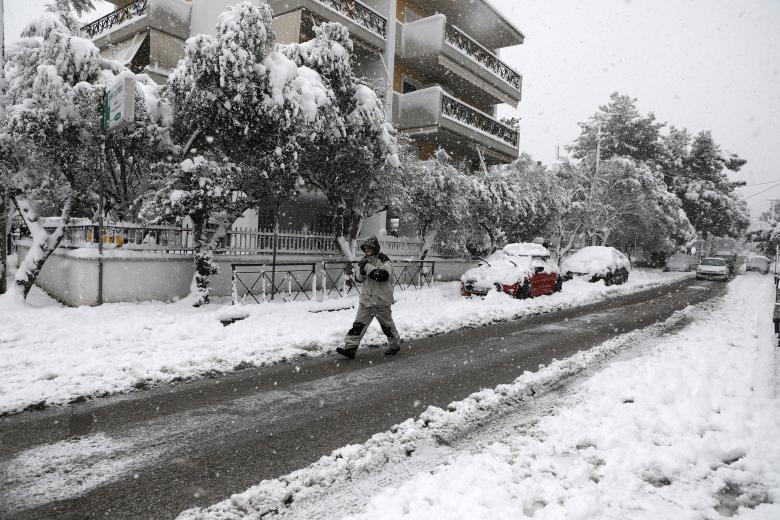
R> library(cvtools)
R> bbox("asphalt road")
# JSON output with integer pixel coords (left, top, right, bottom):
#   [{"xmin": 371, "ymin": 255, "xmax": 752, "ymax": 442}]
[{"xmin": 0, "ymin": 276, "xmax": 725, "ymax": 520}]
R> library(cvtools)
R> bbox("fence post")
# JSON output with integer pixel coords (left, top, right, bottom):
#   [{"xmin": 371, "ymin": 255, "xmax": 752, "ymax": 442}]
[
  {"xmin": 312, "ymin": 263, "xmax": 318, "ymax": 301},
  {"xmin": 231, "ymin": 264, "xmax": 238, "ymax": 305}
]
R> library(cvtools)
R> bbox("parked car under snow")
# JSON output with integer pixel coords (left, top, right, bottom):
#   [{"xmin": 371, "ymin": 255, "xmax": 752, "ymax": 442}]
[
  {"xmin": 664, "ymin": 253, "xmax": 698, "ymax": 272},
  {"xmin": 561, "ymin": 246, "xmax": 631, "ymax": 286},
  {"xmin": 460, "ymin": 243, "xmax": 562, "ymax": 299},
  {"xmin": 746, "ymin": 255, "xmax": 770, "ymax": 274},
  {"xmin": 696, "ymin": 257, "xmax": 729, "ymax": 281}
]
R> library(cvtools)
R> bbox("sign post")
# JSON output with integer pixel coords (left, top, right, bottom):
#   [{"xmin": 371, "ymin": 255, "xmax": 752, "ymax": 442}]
[{"xmin": 98, "ymin": 76, "xmax": 136, "ymax": 305}]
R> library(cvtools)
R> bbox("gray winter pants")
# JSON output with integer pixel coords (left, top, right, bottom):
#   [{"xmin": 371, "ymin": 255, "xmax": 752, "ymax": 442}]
[{"xmin": 344, "ymin": 304, "xmax": 400, "ymax": 349}]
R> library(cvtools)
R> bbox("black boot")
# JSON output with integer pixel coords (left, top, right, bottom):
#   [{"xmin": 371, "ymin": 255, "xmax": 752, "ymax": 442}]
[
  {"xmin": 336, "ymin": 347, "xmax": 357, "ymax": 360},
  {"xmin": 384, "ymin": 344, "xmax": 401, "ymax": 356}
]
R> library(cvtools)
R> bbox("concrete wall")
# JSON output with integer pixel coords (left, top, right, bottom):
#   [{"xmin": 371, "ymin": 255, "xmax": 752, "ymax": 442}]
[
  {"xmin": 17, "ymin": 244, "xmax": 193, "ymax": 306},
  {"xmin": 19, "ymin": 243, "xmax": 476, "ymax": 306}
]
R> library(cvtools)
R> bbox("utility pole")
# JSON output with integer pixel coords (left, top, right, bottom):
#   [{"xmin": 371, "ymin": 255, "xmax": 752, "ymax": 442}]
[{"xmin": 594, "ymin": 122, "xmax": 602, "ymax": 177}]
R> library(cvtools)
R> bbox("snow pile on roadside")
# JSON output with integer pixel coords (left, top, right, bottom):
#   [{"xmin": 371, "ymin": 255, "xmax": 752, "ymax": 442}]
[
  {"xmin": 0, "ymin": 269, "xmax": 689, "ymax": 415},
  {"xmin": 176, "ymin": 304, "xmax": 694, "ymax": 519},
  {"xmin": 347, "ymin": 275, "xmax": 780, "ymax": 519}
]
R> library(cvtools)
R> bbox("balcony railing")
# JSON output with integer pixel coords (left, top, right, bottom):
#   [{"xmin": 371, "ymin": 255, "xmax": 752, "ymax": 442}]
[
  {"xmin": 82, "ymin": 0, "xmax": 148, "ymax": 39},
  {"xmin": 318, "ymin": 0, "xmax": 386, "ymax": 38},
  {"xmin": 441, "ymin": 94, "xmax": 519, "ymax": 147},
  {"xmin": 445, "ymin": 23, "xmax": 522, "ymax": 91}
]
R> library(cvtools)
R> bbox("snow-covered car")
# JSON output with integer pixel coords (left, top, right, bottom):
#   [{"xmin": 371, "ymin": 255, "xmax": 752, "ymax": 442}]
[
  {"xmin": 460, "ymin": 243, "xmax": 562, "ymax": 299},
  {"xmin": 713, "ymin": 251, "xmax": 737, "ymax": 274},
  {"xmin": 561, "ymin": 246, "xmax": 631, "ymax": 285},
  {"xmin": 746, "ymin": 255, "xmax": 770, "ymax": 274},
  {"xmin": 695, "ymin": 257, "xmax": 729, "ymax": 281},
  {"xmin": 663, "ymin": 253, "xmax": 698, "ymax": 272}
]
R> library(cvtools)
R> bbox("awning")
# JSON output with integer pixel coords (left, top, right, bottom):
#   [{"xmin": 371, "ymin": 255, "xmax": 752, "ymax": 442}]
[{"xmin": 101, "ymin": 33, "xmax": 147, "ymax": 66}]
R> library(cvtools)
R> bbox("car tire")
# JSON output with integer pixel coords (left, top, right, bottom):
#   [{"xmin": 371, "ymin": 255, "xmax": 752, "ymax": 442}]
[
  {"xmin": 517, "ymin": 281, "xmax": 532, "ymax": 299},
  {"xmin": 553, "ymin": 276, "xmax": 563, "ymax": 293}
]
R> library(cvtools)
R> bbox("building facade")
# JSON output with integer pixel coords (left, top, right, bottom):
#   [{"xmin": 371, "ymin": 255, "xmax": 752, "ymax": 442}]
[{"xmin": 83, "ymin": 0, "xmax": 524, "ymax": 232}]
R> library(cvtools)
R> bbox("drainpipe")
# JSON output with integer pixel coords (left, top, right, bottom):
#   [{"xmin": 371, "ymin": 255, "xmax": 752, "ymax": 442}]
[{"xmin": 383, "ymin": 0, "xmax": 397, "ymax": 123}]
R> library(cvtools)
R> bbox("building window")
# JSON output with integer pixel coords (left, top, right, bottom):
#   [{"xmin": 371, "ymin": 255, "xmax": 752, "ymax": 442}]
[{"xmin": 402, "ymin": 76, "xmax": 422, "ymax": 94}]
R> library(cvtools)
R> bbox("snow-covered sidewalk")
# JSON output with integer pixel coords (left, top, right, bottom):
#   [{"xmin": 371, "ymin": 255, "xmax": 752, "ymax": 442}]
[
  {"xmin": 0, "ymin": 269, "xmax": 689, "ymax": 415},
  {"xmin": 178, "ymin": 273, "xmax": 779, "ymax": 520}
]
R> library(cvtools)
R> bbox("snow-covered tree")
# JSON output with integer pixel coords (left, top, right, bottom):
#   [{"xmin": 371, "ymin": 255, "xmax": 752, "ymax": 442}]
[
  {"xmin": 491, "ymin": 155, "xmax": 566, "ymax": 245},
  {"xmin": 569, "ymin": 92, "xmax": 665, "ymax": 167},
  {"xmin": 465, "ymin": 167, "xmax": 525, "ymax": 256},
  {"xmin": 673, "ymin": 131, "xmax": 749, "ymax": 240},
  {"xmin": 554, "ymin": 156, "xmax": 694, "ymax": 255},
  {"xmin": 3, "ymin": 14, "xmax": 103, "ymax": 300},
  {"xmin": 103, "ymin": 71, "xmax": 172, "ymax": 221},
  {"xmin": 140, "ymin": 155, "xmax": 244, "ymax": 306},
  {"xmin": 281, "ymin": 22, "xmax": 398, "ymax": 259},
  {"xmin": 2, "ymin": 14, "xmax": 171, "ymax": 302},
  {"xmin": 161, "ymin": 1, "xmax": 329, "ymax": 299},
  {"xmin": 396, "ymin": 147, "xmax": 470, "ymax": 259},
  {"xmin": 46, "ymin": 0, "xmax": 97, "ymax": 33},
  {"xmin": 167, "ymin": 1, "xmax": 327, "ymax": 205}
]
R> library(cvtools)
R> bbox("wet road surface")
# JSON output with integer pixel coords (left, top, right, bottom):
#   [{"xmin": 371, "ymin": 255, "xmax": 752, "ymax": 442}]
[{"xmin": 0, "ymin": 276, "xmax": 724, "ymax": 519}]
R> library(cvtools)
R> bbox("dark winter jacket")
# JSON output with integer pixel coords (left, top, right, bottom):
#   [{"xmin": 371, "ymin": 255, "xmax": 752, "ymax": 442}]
[{"xmin": 355, "ymin": 236, "xmax": 395, "ymax": 305}]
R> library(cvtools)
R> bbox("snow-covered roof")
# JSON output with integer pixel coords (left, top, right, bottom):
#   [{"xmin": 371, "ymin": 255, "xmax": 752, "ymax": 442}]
[{"xmin": 502, "ymin": 242, "xmax": 550, "ymax": 257}]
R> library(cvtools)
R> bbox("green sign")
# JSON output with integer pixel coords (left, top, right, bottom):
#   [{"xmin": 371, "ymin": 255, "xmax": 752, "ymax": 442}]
[{"xmin": 103, "ymin": 76, "xmax": 136, "ymax": 132}]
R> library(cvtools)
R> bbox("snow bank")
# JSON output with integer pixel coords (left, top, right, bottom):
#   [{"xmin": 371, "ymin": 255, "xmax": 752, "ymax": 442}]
[
  {"xmin": 0, "ymin": 270, "xmax": 690, "ymax": 415},
  {"xmin": 178, "ymin": 274, "xmax": 779, "ymax": 520},
  {"xmin": 348, "ymin": 275, "xmax": 780, "ymax": 519}
]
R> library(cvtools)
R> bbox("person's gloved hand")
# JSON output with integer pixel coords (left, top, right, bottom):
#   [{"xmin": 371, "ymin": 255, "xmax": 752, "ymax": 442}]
[{"xmin": 358, "ymin": 256, "xmax": 369, "ymax": 276}]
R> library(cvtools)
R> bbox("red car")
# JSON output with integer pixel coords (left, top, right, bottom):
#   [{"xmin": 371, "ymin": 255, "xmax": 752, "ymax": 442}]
[{"xmin": 460, "ymin": 243, "xmax": 562, "ymax": 298}]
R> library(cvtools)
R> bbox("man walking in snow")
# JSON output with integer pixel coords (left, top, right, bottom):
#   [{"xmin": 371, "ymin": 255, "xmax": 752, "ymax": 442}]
[{"xmin": 336, "ymin": 236, "xmax": 402, "ymax": 359}]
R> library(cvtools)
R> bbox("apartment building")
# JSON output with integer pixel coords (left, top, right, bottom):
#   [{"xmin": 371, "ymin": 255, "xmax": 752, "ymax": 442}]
[{"xmin": 83, "ymin": 0, "xmax": 524, "ymax": 232}]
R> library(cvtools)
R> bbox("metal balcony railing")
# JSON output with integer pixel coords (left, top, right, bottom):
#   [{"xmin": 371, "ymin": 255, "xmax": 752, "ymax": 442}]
[
  {"xmin": 445, "ymin": 23, "xmax": 522, "ymax": 91},
  {"xmin": 82, "ymin": 0, "xmax": 148, "ymax": 39},
  {"xmin": 441, "ymin": 94, "xmax": 519, "ymax": 147},
  {"xmin": 318, "ymin": 0, "xmax": 386, "ymax": 38}
]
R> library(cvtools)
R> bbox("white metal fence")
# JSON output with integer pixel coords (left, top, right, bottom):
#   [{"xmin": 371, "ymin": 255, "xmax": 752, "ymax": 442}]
[{"xmin": 24, "ymin": 222, "xmax": 435, "ymax": 258}]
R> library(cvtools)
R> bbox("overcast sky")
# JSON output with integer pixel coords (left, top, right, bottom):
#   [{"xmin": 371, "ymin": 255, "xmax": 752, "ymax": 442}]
[
  {"xmin": 493, "ymin": 0, "xmax": 780, "ymax": 219},
  {"xmin": 5, "ymin": 0, "xmax": 780, "ymax": 218}
]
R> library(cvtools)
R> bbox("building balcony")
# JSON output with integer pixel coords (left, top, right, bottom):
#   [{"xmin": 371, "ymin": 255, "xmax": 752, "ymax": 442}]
[
  {"xmin": 268, "ymin": 0, "xmax": 386, "ymax": 49},
  {"xmin": 399, "ymin": 14, "xmax": 522, "ymax": 107},
  {"xmin": 393, "ymin": 87, "xmax": 519, "ymax": 164},
  {"xmin": 82, "ymin": 0, "xmax": 190, "ymax": 43}
]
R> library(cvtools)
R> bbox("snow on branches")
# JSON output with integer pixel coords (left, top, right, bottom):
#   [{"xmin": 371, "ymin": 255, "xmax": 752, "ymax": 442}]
[
  {"xmin": 280, "ymin": 21, "xmax": 398, "ymax": 258},
  {"xmin": 1, "ymin": 12, "xmax": 170, "ymax": 301}
]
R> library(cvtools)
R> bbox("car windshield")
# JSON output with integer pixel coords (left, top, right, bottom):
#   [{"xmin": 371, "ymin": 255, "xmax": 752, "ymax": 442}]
[{"xmin": 701, "ymin": 258, "xmax": 725, "ymax": 266}]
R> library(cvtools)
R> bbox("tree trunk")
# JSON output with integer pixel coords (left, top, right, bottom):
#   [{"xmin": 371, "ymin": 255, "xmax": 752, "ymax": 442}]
[
  {"xmin": 337, "ymin": 210, "xmax": 364, "ymax": 261},
  {"xmin": 189, "ymin": 218, "xmax": 218, "ymax": 307},
  {"xmin": 12, "ymin": 195, "xmax": 73, "ymax": 300},
  {"xmin": 188, "ymin": 208, "xmax": 245, "ymax": 307},
  {"xmin": 419, "ymin": 229, "xmax": 437, "ymax": 260}
]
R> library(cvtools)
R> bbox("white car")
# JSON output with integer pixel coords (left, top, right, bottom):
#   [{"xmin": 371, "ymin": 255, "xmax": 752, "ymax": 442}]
[
  {"xmin": 696, "ymin": 257, "xmax": 729, "ymax": 281},
  {"xmin": 561, "ymin": 246, "xmax": 631, "ymax": 285},
  {"xmin": 746, "ymin": 255, "xmax": 770, "ymax": 274},
  {"xmin": 461, "ymin": 243, "xmax": 562, "ymax": 299}
]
